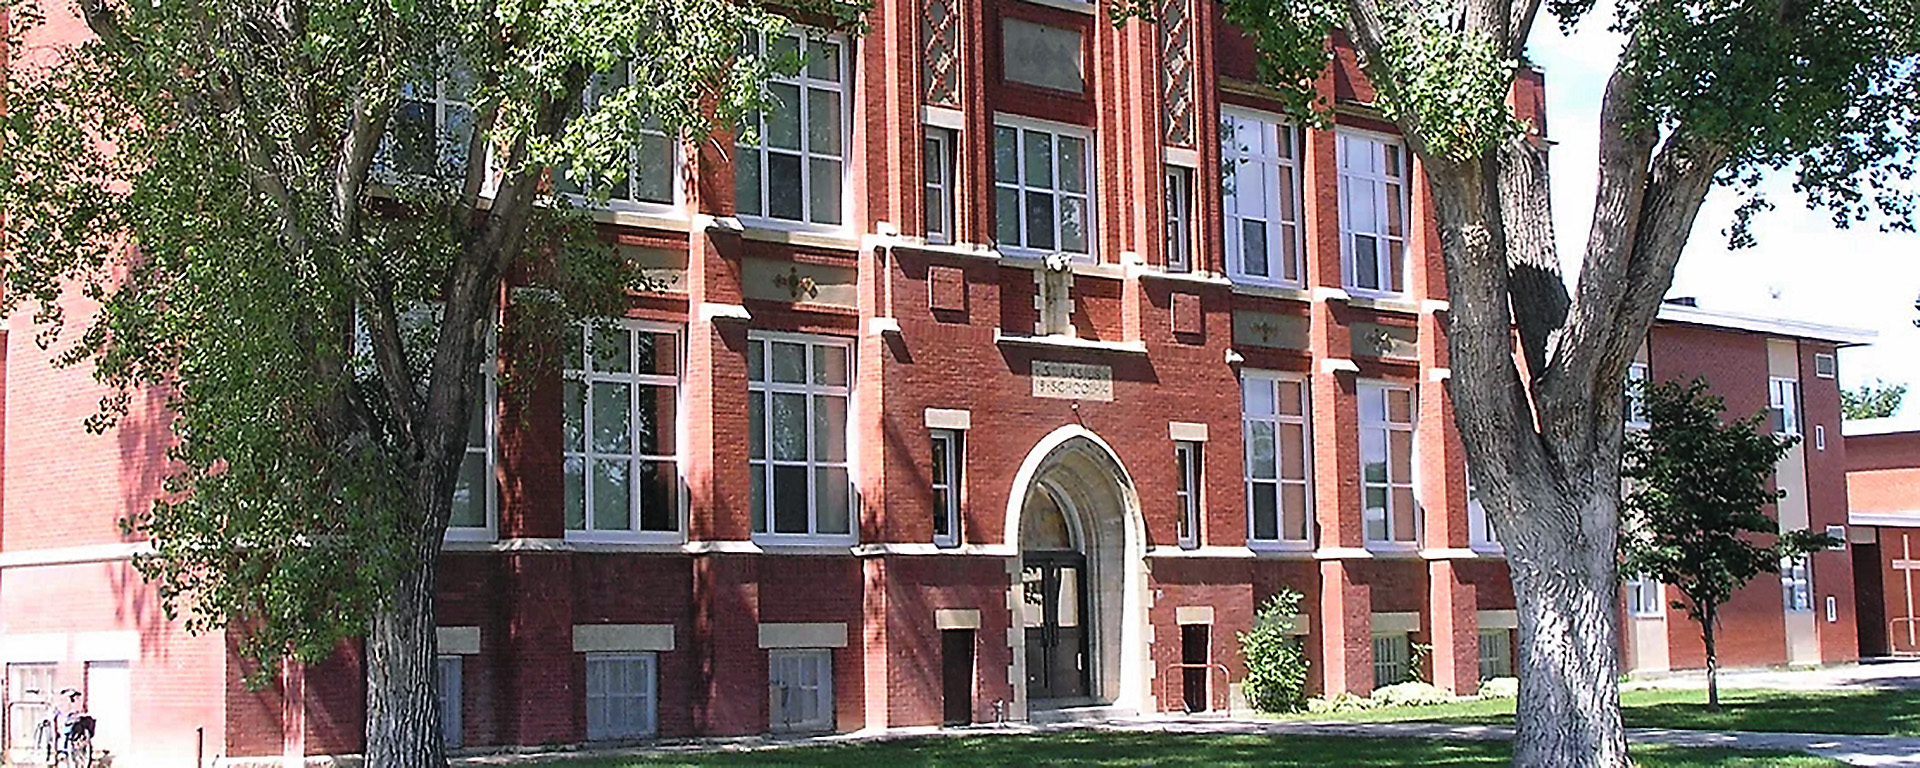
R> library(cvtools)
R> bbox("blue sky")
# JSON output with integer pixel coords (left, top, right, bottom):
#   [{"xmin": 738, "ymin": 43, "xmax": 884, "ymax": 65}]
[{"xmin": 1524, "ymin": 8, "xmax": 1920, "ymax": 415}]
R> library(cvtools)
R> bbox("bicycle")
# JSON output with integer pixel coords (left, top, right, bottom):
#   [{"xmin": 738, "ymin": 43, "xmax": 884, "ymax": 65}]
[{"xmin": 29, "ymin": 710, "xmax": 93, "ymax": 767}]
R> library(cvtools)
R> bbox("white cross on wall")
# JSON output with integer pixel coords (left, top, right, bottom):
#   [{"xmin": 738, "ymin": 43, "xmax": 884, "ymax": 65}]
[{"xmin": 1893, "ymin": 533, "xmax": 1920, "ymax": 651}]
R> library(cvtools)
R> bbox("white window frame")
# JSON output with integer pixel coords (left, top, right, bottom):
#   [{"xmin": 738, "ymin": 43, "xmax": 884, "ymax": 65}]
[
  {"xmin": 564, "ymin": 320, "xmax": 686, "ymax": 543},
  {"xmin": 1359, "ymin": 381, "xmax": 1419, "ymax": 548},
  {"xmin": 736, "ymin": 31, "xmax": 851, "ymax": 231},
  {"xmin": 1770, "ymin": 377, "xmax": 1802, "ymax": 437},
  {"xmin": 1626, "ymin": 574, "xmax": 1664, "ymax": 617},
  {"xmin": 769, "ymin": 648, "xmax": 834, "ymax": 733},
  {"xmin": 1221, "ymin": 108, "xmax": 1304, "ymax": 288},
  {"xmin": 748, "ymin": 333, "xmax": 857, "ymax": 544},
  {"xmin": 1477, "ymin": 630, "xmax": 1512, "ymax": 680},
  {"xmin": 447, "ymin": 360, "xmax": 499, "ymax": 542},
  {"xmin": 1175, "ymin": 440, "xmax": 1203, "ymax": 549},
  {"xmin": 992, "ymin": 114, "xmax": 1096, "ymax": 262},
  {"xmin": 556, "ymin": 60, "xmax": 682, "ymax": 214},
  {"xmin": 1337, "ymin": 130, "xmax": 1410, "ymax": 298},
  {"xmin": 1814, "ymin": 353, "xmax": 1837, "ymax": 379},
  {"xmin": 1781, "ymin": 556, "xmax": 1812, "ymax": 613},
  {"xmin": 1164, "ymin": 165, "xmax": 1194, "ymax": 273},
  {"xmin": 1242, "ymin": 372, "xmax": 1313, "ymax": 549},
  {"xmin": 924, "ymin": 127, "xmax": 956, "ymax": 245},
  {"xmin": 931, "ymin": 429, "xmax": 963, "ymax": 547},
  {"xmin": 437, "ymin": 655, "xmax": 464, "ymax": 749},
  {"xmin": 382, "ymin": 52, "xmax": 477, "ymax": 180},
  {"xmin": 1625, "ymin": 362, "xmax": 1651, "ymax": 430},
  {"xmin": 1467, "ymin": 470, "xmax": 1500, "ymax": 552},
  {"xmin": 585, "ymin": 652, "xmax": 659, "ymax": 741},
  {"xmin": 1372, "ymin": 634, "xmax": 1410, "ymax": 689}
]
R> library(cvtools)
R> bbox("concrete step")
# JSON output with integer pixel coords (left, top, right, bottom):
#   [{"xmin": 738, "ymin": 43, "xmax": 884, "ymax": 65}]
[{"xmin": 1027, "ymin": 704, "xmax": 1138, "ymax": 724}]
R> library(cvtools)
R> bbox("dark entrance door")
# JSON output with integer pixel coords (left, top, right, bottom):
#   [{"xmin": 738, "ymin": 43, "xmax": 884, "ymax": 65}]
[
  {"xmin": 1855, "ymin": 541, "xmax": 1889, "ymax": 657},
  {"xmin": 942, "ymin": 629, "xmax": 974, "ymax": 725},
  {"xmin": 1181, "ymin": 623, "xmax": 1209, "ymax": 712},
  {"xmin": 1022, "ymin": 552, "xmax": 1089, "ymax": 701}
]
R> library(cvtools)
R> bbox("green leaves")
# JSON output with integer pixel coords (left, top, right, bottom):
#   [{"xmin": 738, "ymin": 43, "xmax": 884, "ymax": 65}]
[
  {"xmin": 1620, "ymin": 378, "xmax": 1821, "ymax": 628},
  {"xmin": 1367, "ymin": 7, "xmax": 1525, "ymax": 162},
  {"xmin": 1239, "ymin": 589, "xmax": 1310, "ymax": 713}
]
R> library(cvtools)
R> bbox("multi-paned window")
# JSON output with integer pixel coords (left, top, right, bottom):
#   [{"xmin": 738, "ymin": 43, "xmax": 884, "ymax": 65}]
[
  {"xmin": 1242, "ymin": 373, "xmax": 1312, "ymax": 546},
  {"xmin": 1626, "ymin": 574, "xmax": 1664, "ymax": 617},
  {"xmin": 993, "ymin": 118, "xmax": 1093, "ymax": 260},
  {"xmin": 1175, "ymin": 441, "xmax": 1202, "ymax": 549},
  {"xmin": 437, "ymin": 656, "xmax": 464, "ymax": 749},
  {"xmin": 924, "ymin": 128, "xmax": 956, "ymax": 244},
  {"xmin": 1781, "ymin": 556, "xmax": 1812, "ymax": 612},
  {"xmin": 1477, "ymin": 630, "xmax": 1513, "ymax": 680},
  {"xmin": 449, "ymin": 370, "xmax": 496, "ymax": 540},
  {"xmin": 388, "ymin": 57, "xmax": 476, "ymax": 178},
  {"xmin": 1222, "ymin": 110, "xmax": 1303, "ymax": 287},
  {"xmin": 1359, "ymin": 382, "xmax": 1418, "ymax": 545},
  {"xmin": 769, "ymin": 649, "xmax": 834, "ymax": 733},
  {"xmin": 1625, "ymin": 362, "xmax": 1651, "ymax": 429},
  {"xmin": 1467, "ymin": 470, "xmax": 1499, "ymax": 550},
  {"xmin": 1372, "ymin": 635, "xmax": 1410, "ymax": 689},
  {"xmin": 1164, "ymin": 166, "xmax": 1195, "ymax": 273},
  {"xmin": 1770, "ymin": 377, "xmax": 1801, "ymax": 436},
  {"xmin": 564, "ymin": 322, "xmax": 682, "ymax": 540},
  {"xmin": 737, "ymin": 32, "xmax": 848, "ymax": 228},
  {"xmin": 5, "ymin": 663, "xmax": 55, "ymax": 751},
  {"xmin": 556, "ymin": 60, "xmax": 676, "ymax": 209},
  {"xmin": 748, "ymin": 334, "xmax": 855, "ymax": 540},
  {"xmin": 931, "ymin": 429, "xmax": 962, "ymax": 547},
  {"xmin": 1338, "ymin": 132, "xmax": 1409, "ymax": 297},
  {"xmin": 585, "ymin": 652, "xmax": 658, "ymax": 740}
]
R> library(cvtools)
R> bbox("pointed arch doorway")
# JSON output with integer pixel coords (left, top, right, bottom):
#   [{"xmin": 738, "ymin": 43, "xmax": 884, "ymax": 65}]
[{"xmin": 1005, "ymin": 426, "xmax": 1150, "ymax": 717}]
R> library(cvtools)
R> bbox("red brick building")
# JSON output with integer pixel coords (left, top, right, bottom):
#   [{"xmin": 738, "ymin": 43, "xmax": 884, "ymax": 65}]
[
  {"xmin": 0, "ymin": 1, "xmax": 1874, "ymax": 764},
  {"xmin": 1843, "ymin": 417, "xmax": 1920, "ymax": 658}
]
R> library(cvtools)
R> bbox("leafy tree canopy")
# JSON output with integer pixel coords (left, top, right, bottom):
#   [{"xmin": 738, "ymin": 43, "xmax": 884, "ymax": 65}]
[
  {"xmin": 1843, "ymin": 379, "xmax": 1907, "ymax": 420},
  {"xmin": 0, "ymin": 0, "xmax": 866, "ymax": 678}
]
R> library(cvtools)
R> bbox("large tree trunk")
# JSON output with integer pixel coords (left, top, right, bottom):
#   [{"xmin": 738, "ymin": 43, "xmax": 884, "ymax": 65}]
[
  {"xmin": 364, "ymin": 543, "xmax": 445, "ymax": 768},
  {"xmin": 1507, "ymin": 482, "xmax": 1630, "ymax": 767}
]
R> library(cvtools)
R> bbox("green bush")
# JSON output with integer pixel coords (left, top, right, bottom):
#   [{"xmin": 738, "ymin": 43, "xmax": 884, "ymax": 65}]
[
  {"xmin": 1372, "ymin": 681, "xmax": 1453, "ymax": 707},
  {"xmin": 1239, "ymin": 589, "xmax": 1310, "ymax": 713}
]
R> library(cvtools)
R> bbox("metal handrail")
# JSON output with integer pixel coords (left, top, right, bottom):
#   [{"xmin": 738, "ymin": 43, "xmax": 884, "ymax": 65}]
[
  {"xmin": 1160, "ymin": 662, "xmax": 1233, "ymax": 714},
  {"xmin": 1891, "ymin": 617, "xmax": 1920, "ymax": 657}
]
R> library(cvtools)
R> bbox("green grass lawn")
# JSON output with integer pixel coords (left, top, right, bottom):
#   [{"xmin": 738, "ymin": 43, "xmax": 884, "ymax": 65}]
[
  {"xmin": 1283, "ymin": 687, "xmax": 1920, "ymax": 736},
  {"xmin": 536, "ymin": 732, "xmax": 1842, "ymax": 767}
]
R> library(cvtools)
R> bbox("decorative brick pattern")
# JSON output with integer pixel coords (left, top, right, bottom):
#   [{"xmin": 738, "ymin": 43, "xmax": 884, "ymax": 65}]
[
  {"xmin": 1159, "ymin": 0, "xmax": 1196, "ymax": 146},
  {"xmin": 928, "ymin": 264, "xmax": 967, "ymax": 313}
]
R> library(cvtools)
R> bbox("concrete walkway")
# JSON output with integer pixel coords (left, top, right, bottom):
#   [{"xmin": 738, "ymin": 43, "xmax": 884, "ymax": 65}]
[{"xmin": 1624, "ymin": 659, "xmax": 1920, "ymax": 693}]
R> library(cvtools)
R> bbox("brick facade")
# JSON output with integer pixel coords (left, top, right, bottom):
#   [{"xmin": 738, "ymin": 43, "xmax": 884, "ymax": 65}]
[{"xmin": 0, "ymin": 0, "xmax": 1871, "ymax": 762}]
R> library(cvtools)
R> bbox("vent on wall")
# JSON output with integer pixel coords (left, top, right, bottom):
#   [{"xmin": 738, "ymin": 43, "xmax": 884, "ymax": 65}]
[
  {"xmin": 1826, "ymin": 525, "xmax": 1846, "ymax": 550},
  {"xmin": 1815, "ymin": 353, "xmax": 1837, "ymax": 379}
]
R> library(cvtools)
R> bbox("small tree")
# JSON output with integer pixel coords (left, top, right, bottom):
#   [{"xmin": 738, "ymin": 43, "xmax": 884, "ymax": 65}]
[
  {"xmin": 1842, "ymin": 380, "xmax": 1907, "ymax": 420},
  {"xmin": 1621, "ymin": 380, "xmax": 1836, "ymax": 711},
  {"xmin": 1239, "ymin": 589, "xmax": 1310, "ymax": 713}
]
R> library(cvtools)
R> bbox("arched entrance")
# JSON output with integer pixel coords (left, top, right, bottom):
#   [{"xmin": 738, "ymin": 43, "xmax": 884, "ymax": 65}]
[{"xmin": 1004, "ymin": 426, "xmax": 1150, "ymax": 718}]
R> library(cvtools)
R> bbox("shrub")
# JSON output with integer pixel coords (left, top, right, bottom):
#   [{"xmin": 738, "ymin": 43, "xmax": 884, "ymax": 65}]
[
  {"xmin": 1306, "ymin": 692, "xmax": 1383, "ymax": 714},
  {"xmin": 1478, "ymin": 677, "xmax": 1518, "ymax": 698},
  {"xmin": 1239, "ymin": 589, "xmax": 1310, "ymax": 712},
  {"xmin": 1371, "ymin": 681, "xmax": 1453, "ymax": 707}
]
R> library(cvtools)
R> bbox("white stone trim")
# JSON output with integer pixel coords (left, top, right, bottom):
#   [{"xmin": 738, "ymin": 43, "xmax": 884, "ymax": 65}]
[
  {"xmin": 697, "ymin": 302, "xmax": 752, "ymax": 323},
  {"xmin": 926, "ymin": 408, "xmax": 973, "ymax": 430},
  {"xmin": 1163, "ymin": 146, "xmax": 1200, "ymax": 169},
  {"xmin": 437, "ymin": 627, "xmax": 482, "ymax": 655},
  {"xmin": 921, "ymin": 105, "xmax": 965, "ymax": 131},
  {"xmin": 1147, "ymin": 545, "xmax": 1257, "ymax": 559},
  {"xmin": 935, "ymin": 609, "xmax": 981, "ymax": 630},
  {"xmin": 758, "ymin": 622, "xmax": 848, "ymax": 649},
  {"xmin": 0, "ymin": 634, "xmax": 66, "ymax": 663},
  {"xmin": 1313, "ymin": 547, "xmax": 1373, "ymax": 560},
  {"xmin": 0, "ymin": 541, "xmax": 152, "ymax": 569},
  {"xmin": 1321, "ymin": 358, "xmax": 1359, "ymax": 375},
  {"xmin": 867, "ymin": 317, "xmax": 902, "ymax": 336},
  {"xmin": 1017, "ymin": 0, "xmax": 1097, "ymax": 15},
  {"xmin": 573, "ymin": 624, "xmax": 675, "ymax": 653},
  {"xmin": 1176, "ymin": 606, "xmax": 1214, "ymax": 625},
  {"xmin": 851, "ymin": 543, "xmax": 1017, "ymax": 557},
  {"xmin": 1418, "ymin": 547, "xmax": 1482, "ymax": 560},
  {"xmin": 1477, "ymin": 610, "xmax": 1519, "ymax": 630},
  {"xmin": 1421, "ymin": 299, "xmax": 1451, "ymax": 314},
  {"xmin": 1371, "ymin": 612, "xmax": 1421, "ymax": 635},
  {"xmin": 1427, "ymin": 368, "xmax": 1451, "ymax": 382},
  {"xmin": 1851, "ymin": 511, "xmax": 1920, "ymax": 528},
  {"xmin": 1311, "ymin": 286, "xmax": 1351, "ymax": 303},
  {"xmin": 1168, "ymin": 421, "xmax": 1209, "ymax": 442}
]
